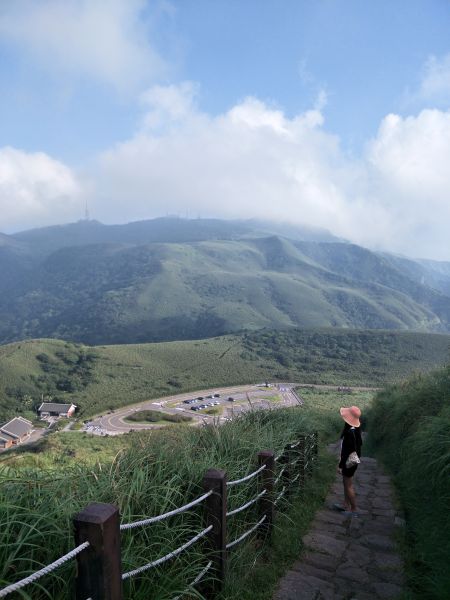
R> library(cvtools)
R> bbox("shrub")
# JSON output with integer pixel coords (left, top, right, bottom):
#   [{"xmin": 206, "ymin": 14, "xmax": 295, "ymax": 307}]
[{"xmin": 368, "ymin": 366, "xmax": 450, "ymax": 599}]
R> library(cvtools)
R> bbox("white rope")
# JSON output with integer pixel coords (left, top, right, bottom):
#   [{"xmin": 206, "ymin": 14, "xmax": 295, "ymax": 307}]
[
  {"xmin": 0, "ymin": 542, "xmax": 90, "ymax": 598},
  {"xmin": 275, "ymin": 486, "xmax": 286, "ymax": 504},
  {"xmin": 226, "ymin": 515, "xmax": 267, "ymax": 549},
  {"xmin": 120, "ymin": 490, "xmax": 213, "ymax": 530},
  {"xmin": 226, "ymin": 489, "xmax": 267, "ymax": 517},
  {"xmin": 122, "ymin": 525, "xmax": 212, "ymax": 580},
  {"xmin": 172, "ymin": 561, "xmax": 212, "ymax": 600},
  {"xmin": 227, "ymin": 464, "xmax": 266, "ymax": 487},
  {"xmin": 274, "ymin": 467, "xmax": 286, "ymax": 486}
]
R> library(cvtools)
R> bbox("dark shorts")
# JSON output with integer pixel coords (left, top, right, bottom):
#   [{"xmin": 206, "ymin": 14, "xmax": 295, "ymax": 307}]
[{"xmin": 342, "ymin": 464, "xmax": 358, "ymax": 478}]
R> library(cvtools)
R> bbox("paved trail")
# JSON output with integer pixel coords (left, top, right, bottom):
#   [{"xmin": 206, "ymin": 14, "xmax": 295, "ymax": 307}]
[{"xmin": 273, "ymin": 447, "xmax": 406, "ymax": 600}]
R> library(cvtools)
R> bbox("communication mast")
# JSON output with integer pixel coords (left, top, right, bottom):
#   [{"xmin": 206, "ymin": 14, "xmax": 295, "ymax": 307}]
[{"xmin": 84, "ymin": 199, "xmax": 90, "ymax": 221}]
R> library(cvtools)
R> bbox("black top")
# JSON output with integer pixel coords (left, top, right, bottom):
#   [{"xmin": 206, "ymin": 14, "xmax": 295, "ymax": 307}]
[{"xmin": 339, "ymin": 423, "xmax": 362, "ymax": 469}]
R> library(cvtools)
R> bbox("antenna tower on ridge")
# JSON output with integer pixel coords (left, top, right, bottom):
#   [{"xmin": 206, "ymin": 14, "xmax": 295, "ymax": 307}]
[{"xmin": 84, "ymin": 199, "xmax": 90, "ymax": 221}]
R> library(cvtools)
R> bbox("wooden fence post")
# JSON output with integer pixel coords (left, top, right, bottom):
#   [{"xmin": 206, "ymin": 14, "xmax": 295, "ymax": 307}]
[
  {"xmin": 257, "ymin": 450, "xmax": 275, "ymax": 541},
  {"xmin": 73, "ymin": 502, "xmax": 123, "ymax": 600},
  {"xmin": 202, "ymin": 468, "xmax": 227, "ymax": 597}
]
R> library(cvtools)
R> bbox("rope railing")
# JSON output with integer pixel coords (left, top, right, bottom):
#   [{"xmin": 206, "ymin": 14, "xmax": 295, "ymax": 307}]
[
  {"xmin": 0, "ymin": 430, "xmax": 319, "ymax": 599},
  {"xmin": 226, "ymin": 489, "xmax": 267, "ymax": 517},
  {"xmin": 226, "ymin": 463, "xmax": 266, "ymax": 487},
  {"xmin": 120, "ymin": 490, "xmax": 213, "ymax": 531},
  {"xmin": 0, "ymin": 542, "xmax": 90, "ymax": 598},
  {"xmin": 122, "ymin": 525, "xmax": 213, "ymax": 580},
  {"xmin": 226, "ymin": 515, "xmax": 267, "ymax": 550},
  {"xmin": 172, "ymin": 561, "xmax": 213, "ymax": 600}
]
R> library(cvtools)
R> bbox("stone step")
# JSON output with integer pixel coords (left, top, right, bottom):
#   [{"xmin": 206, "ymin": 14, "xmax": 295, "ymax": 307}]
[{"xmin": 273, "ymin": 448, "xmax": 406, "ymax": 600}]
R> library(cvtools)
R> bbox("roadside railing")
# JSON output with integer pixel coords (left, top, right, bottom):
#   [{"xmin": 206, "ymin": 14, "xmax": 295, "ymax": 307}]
[{"xmin": 0, "ymin": 431, "xmax": 319, "ymax": 600}]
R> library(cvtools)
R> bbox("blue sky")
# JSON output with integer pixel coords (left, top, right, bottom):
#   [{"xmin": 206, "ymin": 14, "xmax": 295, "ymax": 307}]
[{"xmin": 0, "ymin": 0, "xmax": 449, "ymax": 259}]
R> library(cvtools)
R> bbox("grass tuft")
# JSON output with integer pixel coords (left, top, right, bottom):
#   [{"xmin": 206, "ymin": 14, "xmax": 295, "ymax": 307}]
[{"xmin": 367, "ymin": 365, "xmax": 450, "ymax": 599}]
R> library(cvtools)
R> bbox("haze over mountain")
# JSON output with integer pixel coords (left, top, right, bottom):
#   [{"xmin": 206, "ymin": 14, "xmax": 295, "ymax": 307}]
[{"xmin": 1, "ymin": 217, "xmax": 449, "ymax": 345}]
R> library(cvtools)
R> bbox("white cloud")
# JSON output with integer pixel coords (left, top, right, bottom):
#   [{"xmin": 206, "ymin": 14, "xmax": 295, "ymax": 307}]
[
  {"xmin": 417, "ymin": 54, "xmax": 450, "ymax": 105},
  {"xmin": 93, "ymin": 84, "xmax": 348, "ymax": 230},
  {"xmin": 0, "ymin": 0, "xmax": 166, "ymax": 91},
  {"xmin": 1, "ymin": 82, "xmax": 448, "ymax": 260},
  {"xmin": 404, "ymin": 53, "xmax": 450, "ymax": 110},
  {"xmin": 139, "ymin": 82, "xmax": 198, "ymax": 130},
  {"xmin": 88, "ymin": 84, "xmax": 450, "ymax": 260},
  {"xmin": 0, "ymin": 147, "xmax": 81, "ymax": 231},
  {"xmin": 361, "ymin": 109, "xmax": 450, "ymax": 259}
]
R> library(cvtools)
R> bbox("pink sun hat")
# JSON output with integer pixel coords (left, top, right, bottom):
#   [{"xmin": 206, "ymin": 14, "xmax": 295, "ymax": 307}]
[{"xmin": 340, "ymin": 406, "xmax": 361, "ymax": 427}]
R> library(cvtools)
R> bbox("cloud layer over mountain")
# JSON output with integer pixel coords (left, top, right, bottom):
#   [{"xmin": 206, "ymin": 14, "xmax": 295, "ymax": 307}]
[{"xmin": 0, "ymin": 1, "xmax": 448, "ymax": 260}]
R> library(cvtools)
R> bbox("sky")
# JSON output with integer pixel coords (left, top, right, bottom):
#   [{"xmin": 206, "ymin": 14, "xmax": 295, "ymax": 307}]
[{"xmin": 0, "ymin": 0, "xmax": 450, "ymax": 260}]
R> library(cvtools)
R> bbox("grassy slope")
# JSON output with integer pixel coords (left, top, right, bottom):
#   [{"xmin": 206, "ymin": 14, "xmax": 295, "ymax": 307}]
[
  {"xmin": 1, "ymin": 388, "xmax": 374, "ymax": 471},
  {"xmin": 367, "ymin": 366, "xmax": 450, "ymax": 599},
  {"xmin": 0, "ymin": 390, "xmax": 370, "ymax": 600},
  {"xmin": 2, "ymin": 235, "xmax": 450, "ymax": 346},
  {"xmin": 0, "ymin": 328, "xmax": 449, "ymax": 420}
]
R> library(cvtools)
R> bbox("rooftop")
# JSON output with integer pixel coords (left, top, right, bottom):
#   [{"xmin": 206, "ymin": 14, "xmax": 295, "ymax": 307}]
[
  {"xmin": 38, "ymin": 402, "xmax": 77, "ymax": 413},
  {"xmin": 1, "ymin": 417, "xmax": 33, "ymax": 438}
]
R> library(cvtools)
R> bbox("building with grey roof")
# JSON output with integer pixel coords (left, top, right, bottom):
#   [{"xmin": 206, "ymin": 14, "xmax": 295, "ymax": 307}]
[
  {"xmin": 38, "ymin": 402, "xmax": 77, "ymax": 418},
  {"xmin": 0, "ymin": 417, "xmax": 33, "ymax": 449}
]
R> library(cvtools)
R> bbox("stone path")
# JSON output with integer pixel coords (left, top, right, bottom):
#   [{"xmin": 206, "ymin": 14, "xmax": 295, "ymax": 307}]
[{"xmin": 273, "ymin": 450, "xmax": 406, "ymax": 600}]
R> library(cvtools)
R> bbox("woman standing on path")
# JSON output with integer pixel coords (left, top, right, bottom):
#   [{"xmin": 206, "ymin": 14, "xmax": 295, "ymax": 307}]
[{"xmin": 336, "ymin": 405, "xmax": 362, "ymax": 516}]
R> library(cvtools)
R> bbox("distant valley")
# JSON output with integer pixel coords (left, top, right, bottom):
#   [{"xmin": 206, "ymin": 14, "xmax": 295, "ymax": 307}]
[
  {"xmin": 1, "ymin": 328, "xmax": 449, "ymax": 421},
  {"xmin": 1, "ymin": 217, "xmax": 450, "ymax": 344}
]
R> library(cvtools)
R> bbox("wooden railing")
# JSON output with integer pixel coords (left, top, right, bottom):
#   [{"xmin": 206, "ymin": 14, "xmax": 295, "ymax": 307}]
[{"xmin": 0, "ymin": 432, "xmax": 319, "ymax": 600}]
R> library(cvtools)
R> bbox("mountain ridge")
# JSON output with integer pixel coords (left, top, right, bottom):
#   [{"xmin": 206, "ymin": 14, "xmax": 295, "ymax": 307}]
[{"xmin": 1, "ymin": 217, "xmax": 449, "ymax": 345}]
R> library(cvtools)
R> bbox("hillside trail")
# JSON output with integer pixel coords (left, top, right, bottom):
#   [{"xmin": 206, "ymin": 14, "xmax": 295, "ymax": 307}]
[{"xmin": 273, "ymin": 443, "xmax": 406, "ymax": 600}]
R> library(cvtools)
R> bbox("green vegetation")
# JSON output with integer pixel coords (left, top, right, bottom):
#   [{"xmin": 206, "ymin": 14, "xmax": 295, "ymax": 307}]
[
  {"xmin": 368, "ymin": 366, "xmax": 450, "ymax": 599},
  {"xmin": 0, "ymin": 329, "xmax": 448, "ymax": 421},
  {"xmin": 0, "ymin": 431, "xmax": 130, "ymax": 469},
  {"xmin": 125, "ymin": 410, "xmax": 192, "ymax": 424},
  {"xmin": 1, "ymin": 218, "xmax": 450, "ymax": 345},
  {"xmin": 1, "ymin": 388, "xmax": 373, "ymax": 471},
  {"xmin": 0, "ymin": 405, "xmax": 342, "ymax": 600}
]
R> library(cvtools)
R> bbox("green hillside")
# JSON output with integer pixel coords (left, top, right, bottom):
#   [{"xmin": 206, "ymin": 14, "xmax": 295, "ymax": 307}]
[
  {"xmin": 368, "ymin": 366, "xmax": 450, "ymax": 598},
  {"xmin": 0, "ymin": 328, "xmax": 448, "ymax": 421},
  {"xmin": 1, "ymin": 218, "xmax": 450, "ymax": 345}
]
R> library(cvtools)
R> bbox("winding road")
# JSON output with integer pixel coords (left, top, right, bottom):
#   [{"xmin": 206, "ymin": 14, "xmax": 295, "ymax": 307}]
[{"xmin": 85, "ymin": 383, "xmax": 302, "ymax": 435}]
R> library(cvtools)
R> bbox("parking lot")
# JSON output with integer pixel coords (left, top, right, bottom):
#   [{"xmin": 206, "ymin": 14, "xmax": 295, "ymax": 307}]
[{"xmin": 84, "ymin": 384, "xmax": 302, "ymax": 435}]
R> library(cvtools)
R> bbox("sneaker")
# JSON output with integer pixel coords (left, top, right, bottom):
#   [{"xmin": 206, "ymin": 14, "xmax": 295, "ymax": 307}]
[
  {"xmin": 332, "ymin": 503, "xmax": 346, "ymax": 512},
  {"xmin": 342, "ymin": 511, "xmax": 359, "ymax": 518}
]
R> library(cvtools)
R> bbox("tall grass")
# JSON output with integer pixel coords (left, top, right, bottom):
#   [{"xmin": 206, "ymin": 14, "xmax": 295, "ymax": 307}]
[
  {"xmin": 0, "ymin": 407, "xmax": 332, "ymax": 600},
  {"xmin": 367, "ymin": 366, "xmax": 450, "ymax": 599}
]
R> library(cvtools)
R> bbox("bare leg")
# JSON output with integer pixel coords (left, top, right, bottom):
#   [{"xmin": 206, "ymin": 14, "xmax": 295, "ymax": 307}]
[{"xmin": 343, "ymin": 475, "xmax": 357, "ymax": 512}]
